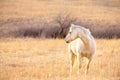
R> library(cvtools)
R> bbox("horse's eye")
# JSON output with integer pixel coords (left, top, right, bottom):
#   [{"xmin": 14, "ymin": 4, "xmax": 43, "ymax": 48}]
[{"xmin": 69, "ymin": 32, "xmax": 72, "ymax": 34}]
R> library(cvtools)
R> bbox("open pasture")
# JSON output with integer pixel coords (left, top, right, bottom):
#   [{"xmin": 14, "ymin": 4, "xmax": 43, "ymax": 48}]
[{"xmin": 0, "ymin": 38, "xmax": 120, "ymax": 80}]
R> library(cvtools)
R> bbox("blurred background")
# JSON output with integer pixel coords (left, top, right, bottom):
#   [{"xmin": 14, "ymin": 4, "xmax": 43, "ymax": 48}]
[{"xmin": 0, "ymin": 0, "xmax": 120, "ymax": 38}]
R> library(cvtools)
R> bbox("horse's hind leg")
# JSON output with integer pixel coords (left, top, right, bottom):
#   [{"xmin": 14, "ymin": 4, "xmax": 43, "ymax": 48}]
[
  {"xmin": 86, "ymin": 56, "xmax": 92, "ymax": 74},
  {"xmin": 77, "ymin": 53, "xmax": 81, "ymax": 76}
]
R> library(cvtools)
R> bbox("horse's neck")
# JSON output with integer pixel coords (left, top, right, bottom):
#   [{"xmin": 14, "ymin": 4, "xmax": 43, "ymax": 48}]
[{"xmin": 80, "ymin": 34, "xmax": 92, "ymax": 48}]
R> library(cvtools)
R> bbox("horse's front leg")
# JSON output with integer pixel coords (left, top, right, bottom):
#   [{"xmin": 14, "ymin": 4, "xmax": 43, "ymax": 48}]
[{"xmin": 69, "ymin": 52, "xmax": 73, "ymax": 76}]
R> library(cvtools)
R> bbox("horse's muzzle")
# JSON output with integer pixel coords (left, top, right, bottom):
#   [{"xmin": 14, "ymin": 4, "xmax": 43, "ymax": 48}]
[{"xmin": 65, "ymin": 40, "xmax": 69, "ymax": 43}]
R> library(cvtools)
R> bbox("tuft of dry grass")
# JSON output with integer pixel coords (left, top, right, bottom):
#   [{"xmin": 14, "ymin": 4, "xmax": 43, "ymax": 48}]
[{"xmin": 0, "ymin": 38, "xmax": 120, "ymax": 80}]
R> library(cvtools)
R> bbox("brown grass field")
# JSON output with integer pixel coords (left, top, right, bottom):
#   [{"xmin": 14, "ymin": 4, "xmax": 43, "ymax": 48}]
[
  {"xmin": 0, "ymin": 38, "xmax": 120, "ymax": 80},
  {"xmin": 0, "ymin": 0, "xmax": 120, "ymax": 23},
  {"xmin": 0, "ymin": 0, "xmax": 120, "ymax": 80}
]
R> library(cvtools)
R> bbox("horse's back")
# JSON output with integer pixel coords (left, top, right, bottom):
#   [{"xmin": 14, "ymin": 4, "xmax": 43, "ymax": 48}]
[
  {"xmin": 89, "ymin": 35, "xmax": 96, "ymax": 54},
  {"xmin": 68, "ymin": 36, "xmax": 96, "ymax": 56}
]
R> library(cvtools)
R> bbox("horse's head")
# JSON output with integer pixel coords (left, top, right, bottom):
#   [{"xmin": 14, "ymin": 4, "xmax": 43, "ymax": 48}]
[
  {"xmin": 65, "ymin": 24, "xmax": 78, "ymax": 43},
  {"xmin": 65, "ymin": 24, "xmax": 91, "ymax": 43}
]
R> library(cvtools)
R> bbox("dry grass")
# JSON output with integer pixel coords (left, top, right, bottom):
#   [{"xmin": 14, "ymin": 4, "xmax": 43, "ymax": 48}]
[
  {"xmin": 0, "ymin": 0, "xmax": 120, "ymax": 22},
  {"xmin": 0, "ymin": 1, "xmax": 120, "ymax": 79},
  {"xmin": 0, "ymin": 38, "xmax": 120, "ymax": 80}
]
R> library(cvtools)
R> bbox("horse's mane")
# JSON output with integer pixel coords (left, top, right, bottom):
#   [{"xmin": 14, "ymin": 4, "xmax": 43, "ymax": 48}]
[
  {"xmin": 71, "ymin": 24, "xmax": 92, "ymax": 47},
  {"xmin": 72, "ymin": 24, "xmax": 91, "ymax": 35}
]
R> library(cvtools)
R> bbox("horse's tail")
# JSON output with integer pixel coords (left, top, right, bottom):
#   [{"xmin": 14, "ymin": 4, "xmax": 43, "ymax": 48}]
[{"xmin": 72, "ymin": 54, "xmax": 77, "ymax": 69}]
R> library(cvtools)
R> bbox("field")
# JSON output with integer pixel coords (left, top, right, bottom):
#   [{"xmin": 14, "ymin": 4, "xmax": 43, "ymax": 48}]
[
  {"xmin": 0, "ymin": 38, "xmax": 120, "ymax": 80},
  {"xmin": 0, "ymin": 0, "xmax": 120, "ymax": 19},
  {"xmin": 0, "ymin": 0, "xmax": 120, "ymax": 80}
]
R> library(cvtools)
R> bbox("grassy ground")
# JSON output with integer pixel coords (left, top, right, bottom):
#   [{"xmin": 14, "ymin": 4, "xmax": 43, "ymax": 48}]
[
  {"xmin": 0, "ymin": 0, "xmax": 119, "ymax": 23},
  {"xmin": 0, "ymin": 38, "xmax": 120, "ymax": 80},
  {"xmin": 0, "ymin": 1, "xmax": 120, "ymax": 79}
]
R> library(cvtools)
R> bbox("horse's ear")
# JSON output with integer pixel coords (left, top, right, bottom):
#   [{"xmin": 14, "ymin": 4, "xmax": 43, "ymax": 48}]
[
  {"xmin": 71, "ymin": 24, "xmax": 74, "ymax": 27},
  {"xmin": 87, "ymin": 29, "xmax": 90, "ymax": 32},
  {"xmin": 70, "ymin": 24, "xmax": 74, "ymax": 31},
  {"xmin": 70, "ymin": 24, "xmax": 75, "ymax": 30}
]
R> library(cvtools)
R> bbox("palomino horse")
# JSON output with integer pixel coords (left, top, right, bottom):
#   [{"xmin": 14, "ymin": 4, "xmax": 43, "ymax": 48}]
[{"xmin": 65, "ymin": 24, "xmax": 96, "ymax": 76}]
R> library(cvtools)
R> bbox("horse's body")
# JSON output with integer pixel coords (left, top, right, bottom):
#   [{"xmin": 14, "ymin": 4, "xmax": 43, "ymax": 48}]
[{"xmin": 65, "ymin": 24, "xmax": 96, "ymax": 75}]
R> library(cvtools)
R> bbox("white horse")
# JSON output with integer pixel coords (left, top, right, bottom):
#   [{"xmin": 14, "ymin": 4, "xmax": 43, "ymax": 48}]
[{"xmin": 65, "ymin": 24, "xmax": 96, "ymax": 75}]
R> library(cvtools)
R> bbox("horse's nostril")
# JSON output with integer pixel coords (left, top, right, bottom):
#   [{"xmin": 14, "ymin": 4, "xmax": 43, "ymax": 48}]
[{"xmin": 66, "ymin": 41, "xmax": 69, "ymax": 43}]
